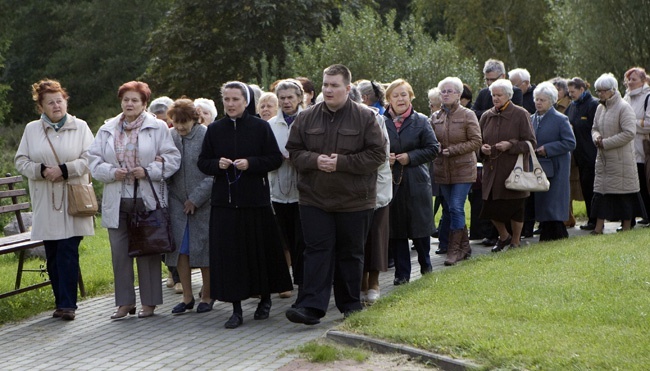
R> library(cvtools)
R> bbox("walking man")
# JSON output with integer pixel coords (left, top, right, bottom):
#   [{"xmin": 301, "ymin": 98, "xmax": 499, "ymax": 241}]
[{"xmin": 285, "ymin": 64, "xmax": 386, "ymax": 324}]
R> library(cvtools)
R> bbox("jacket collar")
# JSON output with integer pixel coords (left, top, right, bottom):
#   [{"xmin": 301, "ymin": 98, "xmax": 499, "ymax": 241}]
[
  {"xmin": 625, "ymin": 84, "xmax": 650, "ymax": 97},
  {"xmin": 100, "ymin": 111, "xmax": 160, "ymax": 134}
]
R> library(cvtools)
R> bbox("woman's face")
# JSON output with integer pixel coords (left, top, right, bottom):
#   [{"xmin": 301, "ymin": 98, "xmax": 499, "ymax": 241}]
[
  {"xmin": 568, "ymin": 86, "xmax": 585, "ymax": 101},
  {"xmin": 222, "ymin": 88, "xmax": 247, "ymax": 118},
  {"xmin": 556, "ymin": 87, "xmax": 567, "ymax": 99},
  {"xmin": 596, "ymin": 88, "xmax": 614, "ymax": 101},
  {"xmin": 389, "ymin": 85, "xmax": 411, "ymax": 115},
  {"xmin": 197, "ymin": 107, "xmax": 213, "ymax": 125},
  {"xmin": 172, "ymin": 119, "xmax": 194, "ymax": 136},
  {"xmin": 491, "ymin": 87, "xmax": 508, "ymax": 109},
  {"xmin": 121, "ymin": 91, "xmax": 146, "ymax": 121},
  {"xmin": 278, "ymin": 88, "xmax": 301, "ymax": 116},
  {"xmin": 626, "ymin": 72, "xmax": 644, "ymax": 91},
  {"xmin": 258, "ymin": 99, "xmax": 278, "ymax": 121},
  {"xmin": 40, "ymin": 92, "xmax": 67, "ymax": 122},
  {"xmin": 534, "ymin": 94, "xmax": 553, "ymax": 114},
  {"xmin": 440, "ymin": 84, "xmax": 460, "ymax": 106}
]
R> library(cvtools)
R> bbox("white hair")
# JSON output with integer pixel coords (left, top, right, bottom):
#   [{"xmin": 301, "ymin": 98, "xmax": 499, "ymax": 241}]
[
  {"xmin": 437, "ymin": 77, "xmax": 463, "ymax": 94},
  {"xmin": 508, "ymin": 68, "xmax": 531, "ymax": 82},
  {"xmin": 533, "ymin": 82, "xmax": 558, "ymax": 104},
  {"xmin": 594, "ymin": 73, "xmax": 618, "ymax": 91},
  {"xmin": 427, "ymin": 87, "xmax": 441, "ymax": 101},
  {"xmin": 194, "ymin": 98, "xmax": 218, "ymax": 122},
  {"xmin": 489, "ymin": 79, "xmax": 514, "ymax": 99},
  {"xmin": 149, "ymin": 96, "xmax": 174, "ymax": 114},
  {"xmin": 483, "ymin": 59, "xmax": 505, "ymax": 76}
]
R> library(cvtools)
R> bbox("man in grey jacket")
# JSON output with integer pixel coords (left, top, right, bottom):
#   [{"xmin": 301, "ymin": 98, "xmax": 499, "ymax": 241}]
[{"xmin": 285, "ymin": 64, "xmax": 386, "ymax": 324}]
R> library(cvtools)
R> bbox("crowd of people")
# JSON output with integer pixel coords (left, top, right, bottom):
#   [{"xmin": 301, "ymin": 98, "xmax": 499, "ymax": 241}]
[{"xmin": 15, "ymin": 59, "xmax": 649, "ymax": 326}]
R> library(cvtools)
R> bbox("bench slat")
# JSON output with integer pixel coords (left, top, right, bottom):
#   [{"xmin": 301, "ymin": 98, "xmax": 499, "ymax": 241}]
[
  {"xmin": 0, "ymin": 232, "xmax": 32, "ymax": 247},
  {"xmin": 0, "ymin": 203, "xmax": 31, "ymax": 213},
  {"xmin": 0, "ymin": 239, "xmax": 44, "ymax": 254},
  {"xmin": 0, "ymin": 176, "xmax": 23, "ymax": 185},
  {"xmin": 0, "ymin": 189, "xmax": 28, "ymax": 198}
]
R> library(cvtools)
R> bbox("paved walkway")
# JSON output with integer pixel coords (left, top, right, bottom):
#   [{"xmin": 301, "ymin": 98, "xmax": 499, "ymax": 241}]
[{"xmin": 0, "ymin": 223, "xmax": 618, "ymax": 370}]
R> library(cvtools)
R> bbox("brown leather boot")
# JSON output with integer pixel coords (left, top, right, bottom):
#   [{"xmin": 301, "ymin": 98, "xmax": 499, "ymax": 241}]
[
  {"xmin": 444, "ymin": 229, "xmax": 464, "ymax": 266},
  {"xmin": 459, "ymin": 225, "xmax": 471, "ymax": 260}
]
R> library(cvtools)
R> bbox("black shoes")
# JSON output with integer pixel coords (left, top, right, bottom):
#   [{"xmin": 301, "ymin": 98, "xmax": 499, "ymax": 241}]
[
  {"xmin": 224, "ymin": 312, "xmax": 243, "ymax": 329},
  {"xmin": 196, "ymin": 301, "xmax": 214, "ymax": 314},
  {"xmin": 254, "ymin": 300, "xmax": 272, "ymax": 320},
  {"xmin": 286, "ymin": 307, "xmax": 321, "ymax": 325},
  {"xmin": 171, "ymin": 299, "xmax": 195, "ymax": 315},
  {"xmin": 393, "ymin": 277, "xmax": 409, "ymax": 286},
  {"xmin": 434, "ymin": 246, "xmax": 447, "ymax": 254},
  {"xmin": 491, "ymin": 235, "xmax": 512, "ymax": 253},
  {"xmin": 482, "ymin": 238, "xmax": 497, "ymax": 246},
  {"xmin": 579, "ymin": 223, "xmax": 596, "ymax": 231}
]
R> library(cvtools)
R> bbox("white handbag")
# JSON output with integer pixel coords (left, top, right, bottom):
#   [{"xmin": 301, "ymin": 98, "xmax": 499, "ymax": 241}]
[{"xmin": 504, "ymin": 141, "xmax": 550, "ymax": 192}]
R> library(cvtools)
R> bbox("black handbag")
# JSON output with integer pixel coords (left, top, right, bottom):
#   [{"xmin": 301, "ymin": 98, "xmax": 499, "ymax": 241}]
[{"xmin": 126, "ymin": 169, "xmax": 176, "ymax": 257}]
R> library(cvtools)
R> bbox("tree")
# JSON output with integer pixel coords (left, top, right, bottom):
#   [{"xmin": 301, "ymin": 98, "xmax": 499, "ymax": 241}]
[
  {"xmin": 284, "ymin": 7, "xmax": 481, "ymax": 113},
  {"xmin": 546, "ymin": 0, "xmax": 650, "ymax": 85},
  {"xmin": 412, "ymin": 0, "xmax": 555, "ymax": 83},
  {"xmin": 143, "ymin": 0, "xmax": 372, "ymax": 100}
]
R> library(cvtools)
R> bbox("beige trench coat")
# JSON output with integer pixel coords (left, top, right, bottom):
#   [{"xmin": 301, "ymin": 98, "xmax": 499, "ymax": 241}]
[{"xmin": 14, "ymin": 115, "xmax": 95, "ymax": 240}]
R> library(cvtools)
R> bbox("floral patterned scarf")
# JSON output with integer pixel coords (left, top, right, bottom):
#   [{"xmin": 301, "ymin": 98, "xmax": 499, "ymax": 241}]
[
  {"xmin": 389, "ymin": 105, "xmax": 412, "ymax": 131},
  {"xmin": 115, "ymin": 111, "xmax": 146, "ymax": 184}
]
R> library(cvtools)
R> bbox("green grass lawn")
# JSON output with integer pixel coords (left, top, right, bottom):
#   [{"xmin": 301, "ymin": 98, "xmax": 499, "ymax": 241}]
[{"xmin": 341, "ymin": 226, "xmax": 650, "ymax": 369}]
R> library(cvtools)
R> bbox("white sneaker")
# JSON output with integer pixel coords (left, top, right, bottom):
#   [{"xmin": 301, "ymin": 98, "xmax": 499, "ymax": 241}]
[
  {"xmin": 360, "ymin": 291, "xmax": 368, "ymax": 303},
  {"xmin": 366, "ymin": 289, "xmax": 380, "ymax": 304}
]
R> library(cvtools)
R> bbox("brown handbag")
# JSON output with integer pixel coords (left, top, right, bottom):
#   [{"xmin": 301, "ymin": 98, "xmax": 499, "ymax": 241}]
[
  {"xmin": 42, "ymin": 121, "xmax": 98, "ymax": 217},
  {"xmin": 67, "ymin": 182, "xmax": 98, "ymax": 216},
  {"xmin": 126, "ymin": 168, "xmax": 176, "ymax": 257}
]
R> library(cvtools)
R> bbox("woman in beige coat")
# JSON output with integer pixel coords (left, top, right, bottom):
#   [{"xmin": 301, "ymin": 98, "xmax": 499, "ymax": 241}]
[
  {"xmin": 591, "ymin": 73, "xmax": 646, "ymax": 234},
  {"xmin": 15, "ymin": 79, "xmax": 95, "ymax": 321}
]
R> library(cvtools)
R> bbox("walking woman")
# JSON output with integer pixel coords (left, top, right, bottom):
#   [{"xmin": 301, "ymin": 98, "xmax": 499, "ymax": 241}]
[
  {"xmin": 198, "ymin": 81, "xmax": 292, "ymax": 329},
  {"xmin": 384, "ymin": 79, "xmax": 439, "ymax": 285},
  {"xmin": 88, "ymin": 81, "xmax": 181, "ymax": 319},
  {"xmin": 15, "ymin": 79, "xmax": 95, "ymax": 320},
  {"xmin": 166, "ymin": 98, "xmax": 214, "ymax": 314},
  {"xmin": 430, "ymin": 77, "xmax": 482, "ymax": 265}
]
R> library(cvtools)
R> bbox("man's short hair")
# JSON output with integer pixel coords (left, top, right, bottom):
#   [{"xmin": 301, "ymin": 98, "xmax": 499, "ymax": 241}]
[
  {"xmin": 483, "ymin": 59, "xmax": 506, "ymax": 76},
  {"xmin": 323, "ymin": 64, "xmax": 352, "ymax": 85}
]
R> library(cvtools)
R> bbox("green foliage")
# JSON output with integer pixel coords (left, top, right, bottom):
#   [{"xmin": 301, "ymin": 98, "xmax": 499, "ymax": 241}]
[
  {"xmin": 341, "ymin": 230, "xmax": 650, "ymax": 369},
  {"xmin": 285, "ymin": 7, "xmax": 480, "ymax": 113},
  {"xmin": 546, "ymin": 0, "xmax": 650, "ymax": 86},
  {"xmin": 412, "ymin": 0, "xmax": 556, "ymax": 83},
  {"xmin": 143, "ymin": 0, "xmax": 373, "ymax": 102}
]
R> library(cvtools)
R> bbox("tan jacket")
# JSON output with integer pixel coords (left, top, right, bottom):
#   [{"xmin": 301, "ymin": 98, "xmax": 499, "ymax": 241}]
[
  {"xmin": 15, "ymin": 115, "xmax": 95, "ymax": 240},
  {"xmin": 430, "ymin": 104, "xmax": 482, "ymax": 184},
  {"xmin": 592, "ymin": 91, "xmax": 639, "ymax": 194}
]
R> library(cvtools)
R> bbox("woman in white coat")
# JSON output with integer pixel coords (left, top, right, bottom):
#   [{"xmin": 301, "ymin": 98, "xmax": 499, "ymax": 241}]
[
  {"xmin": 591, "ymin": 73, "xmax": 646, "ymax": 234},
  {"xmin": 15, "ymin": 79, "xmax": 95, "ymax": 321},
  {"xmin": 88, "ymin": 81, "xmax": 180, "ymax": 319}
]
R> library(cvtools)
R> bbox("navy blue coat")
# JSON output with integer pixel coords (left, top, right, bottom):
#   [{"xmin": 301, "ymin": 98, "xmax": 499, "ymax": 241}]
[
  {"xmin": 385, "ymin": 109, "xmax": 439, "ymax": 238},
  {"xmin": 531, "ymin": 107, "xmax": 576, "ymax": 221}
]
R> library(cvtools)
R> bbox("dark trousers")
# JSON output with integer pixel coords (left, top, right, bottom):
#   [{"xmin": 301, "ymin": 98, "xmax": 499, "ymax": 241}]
[
  {"xmin": 469, "ymin": 189, "xmax": 493, "ymax": 239},
  {"xmin": 637, "ymin": 163, "xmax": 650, "ymax": 220},
  {"xmin": 44, "ymin": 236, "xmax": 82, "ymax": 310},
  {"xmin": 578, "ymin": 165, "xmax": 596, "ymax": 224},
  {"xmin": 391, "ymin": 236, "xmax": 431, "ymax": 281},
  {"xmin": 273, "ymin": 201, "xmax": 305, "ymax": 285},
  {"xmin": 437, "ymin": 196, "xmax": 450, "ymax": 249},
  {"xmin": 295, "ymin": 205, "xmax": 372, "ymax": 316}
]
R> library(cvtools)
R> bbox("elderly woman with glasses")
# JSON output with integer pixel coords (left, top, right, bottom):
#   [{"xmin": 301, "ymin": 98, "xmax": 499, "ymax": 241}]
[
  {"xmin": 590, "ymin": 73, "xmax": 646, "ymax": 234},
  {"xmin": 479, "ymin": 79, "xmax": 536, "ymax": 251},
  {"xmin": 430, "ymin": 77, "xmax": 481, "ymax": 265},
  {"xmin": 530, "ymin": 82, "xmax": 576, "ymax": 241}
]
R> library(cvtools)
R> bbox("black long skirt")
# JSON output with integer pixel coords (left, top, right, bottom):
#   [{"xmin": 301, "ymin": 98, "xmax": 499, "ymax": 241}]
[
  {"xmin": 591, "ymin": 192, "xmax": 647, "ymax": 221},
  {"xmin": 209, "ymin": 206, "xmax": 293, "ymax": 302}
]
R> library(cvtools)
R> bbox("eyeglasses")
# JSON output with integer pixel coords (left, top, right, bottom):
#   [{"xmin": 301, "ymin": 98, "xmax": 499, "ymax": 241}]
[
  {"xmin": 440, "ymin": 90, "xmax": 458, "ymax": 95},
  {"xmin": 595, "ymin": 89, "xmax": 612, "ymax": 94}
]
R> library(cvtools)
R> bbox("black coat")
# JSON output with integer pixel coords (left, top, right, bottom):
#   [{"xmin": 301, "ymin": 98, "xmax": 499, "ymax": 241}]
[
  {"xmin": 384, "ymin": 109, "xmax": 439, "ymax": 238},
  {"xmin": 565, "ymin": 91, "xmax": 599, "ymax": 168},
  {"xmin": 198, "ymin": 111, "xmax": 283, "ymax": 207},
  {"xmin": 472, "ymin": 86, "xmax": 524, "ymax": 120}
]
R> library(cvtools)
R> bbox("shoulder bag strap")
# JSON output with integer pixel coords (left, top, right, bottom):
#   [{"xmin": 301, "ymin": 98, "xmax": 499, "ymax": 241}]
[
  {"xmin": 143, "ymin": 168, "xmax": 163, "ymax": 209},
  {"xmin": 42, "ymin": 122, "xmax": 61, "ymax": 164},
  {"xmin": 525, "ymin": 141, "xmax": 543, "ymax": 172}
]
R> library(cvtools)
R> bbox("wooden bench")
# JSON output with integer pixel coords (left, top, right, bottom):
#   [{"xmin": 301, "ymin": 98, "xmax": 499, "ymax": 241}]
[{"xmin": 0, "ymin": 173, "xmax": 85, "ymax": 299}]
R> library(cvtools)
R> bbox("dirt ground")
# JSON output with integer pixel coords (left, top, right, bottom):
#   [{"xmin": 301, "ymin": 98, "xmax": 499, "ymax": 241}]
[{"xmin": 277, "ymin": 352, "xmax": 440, "ymax": 370}]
